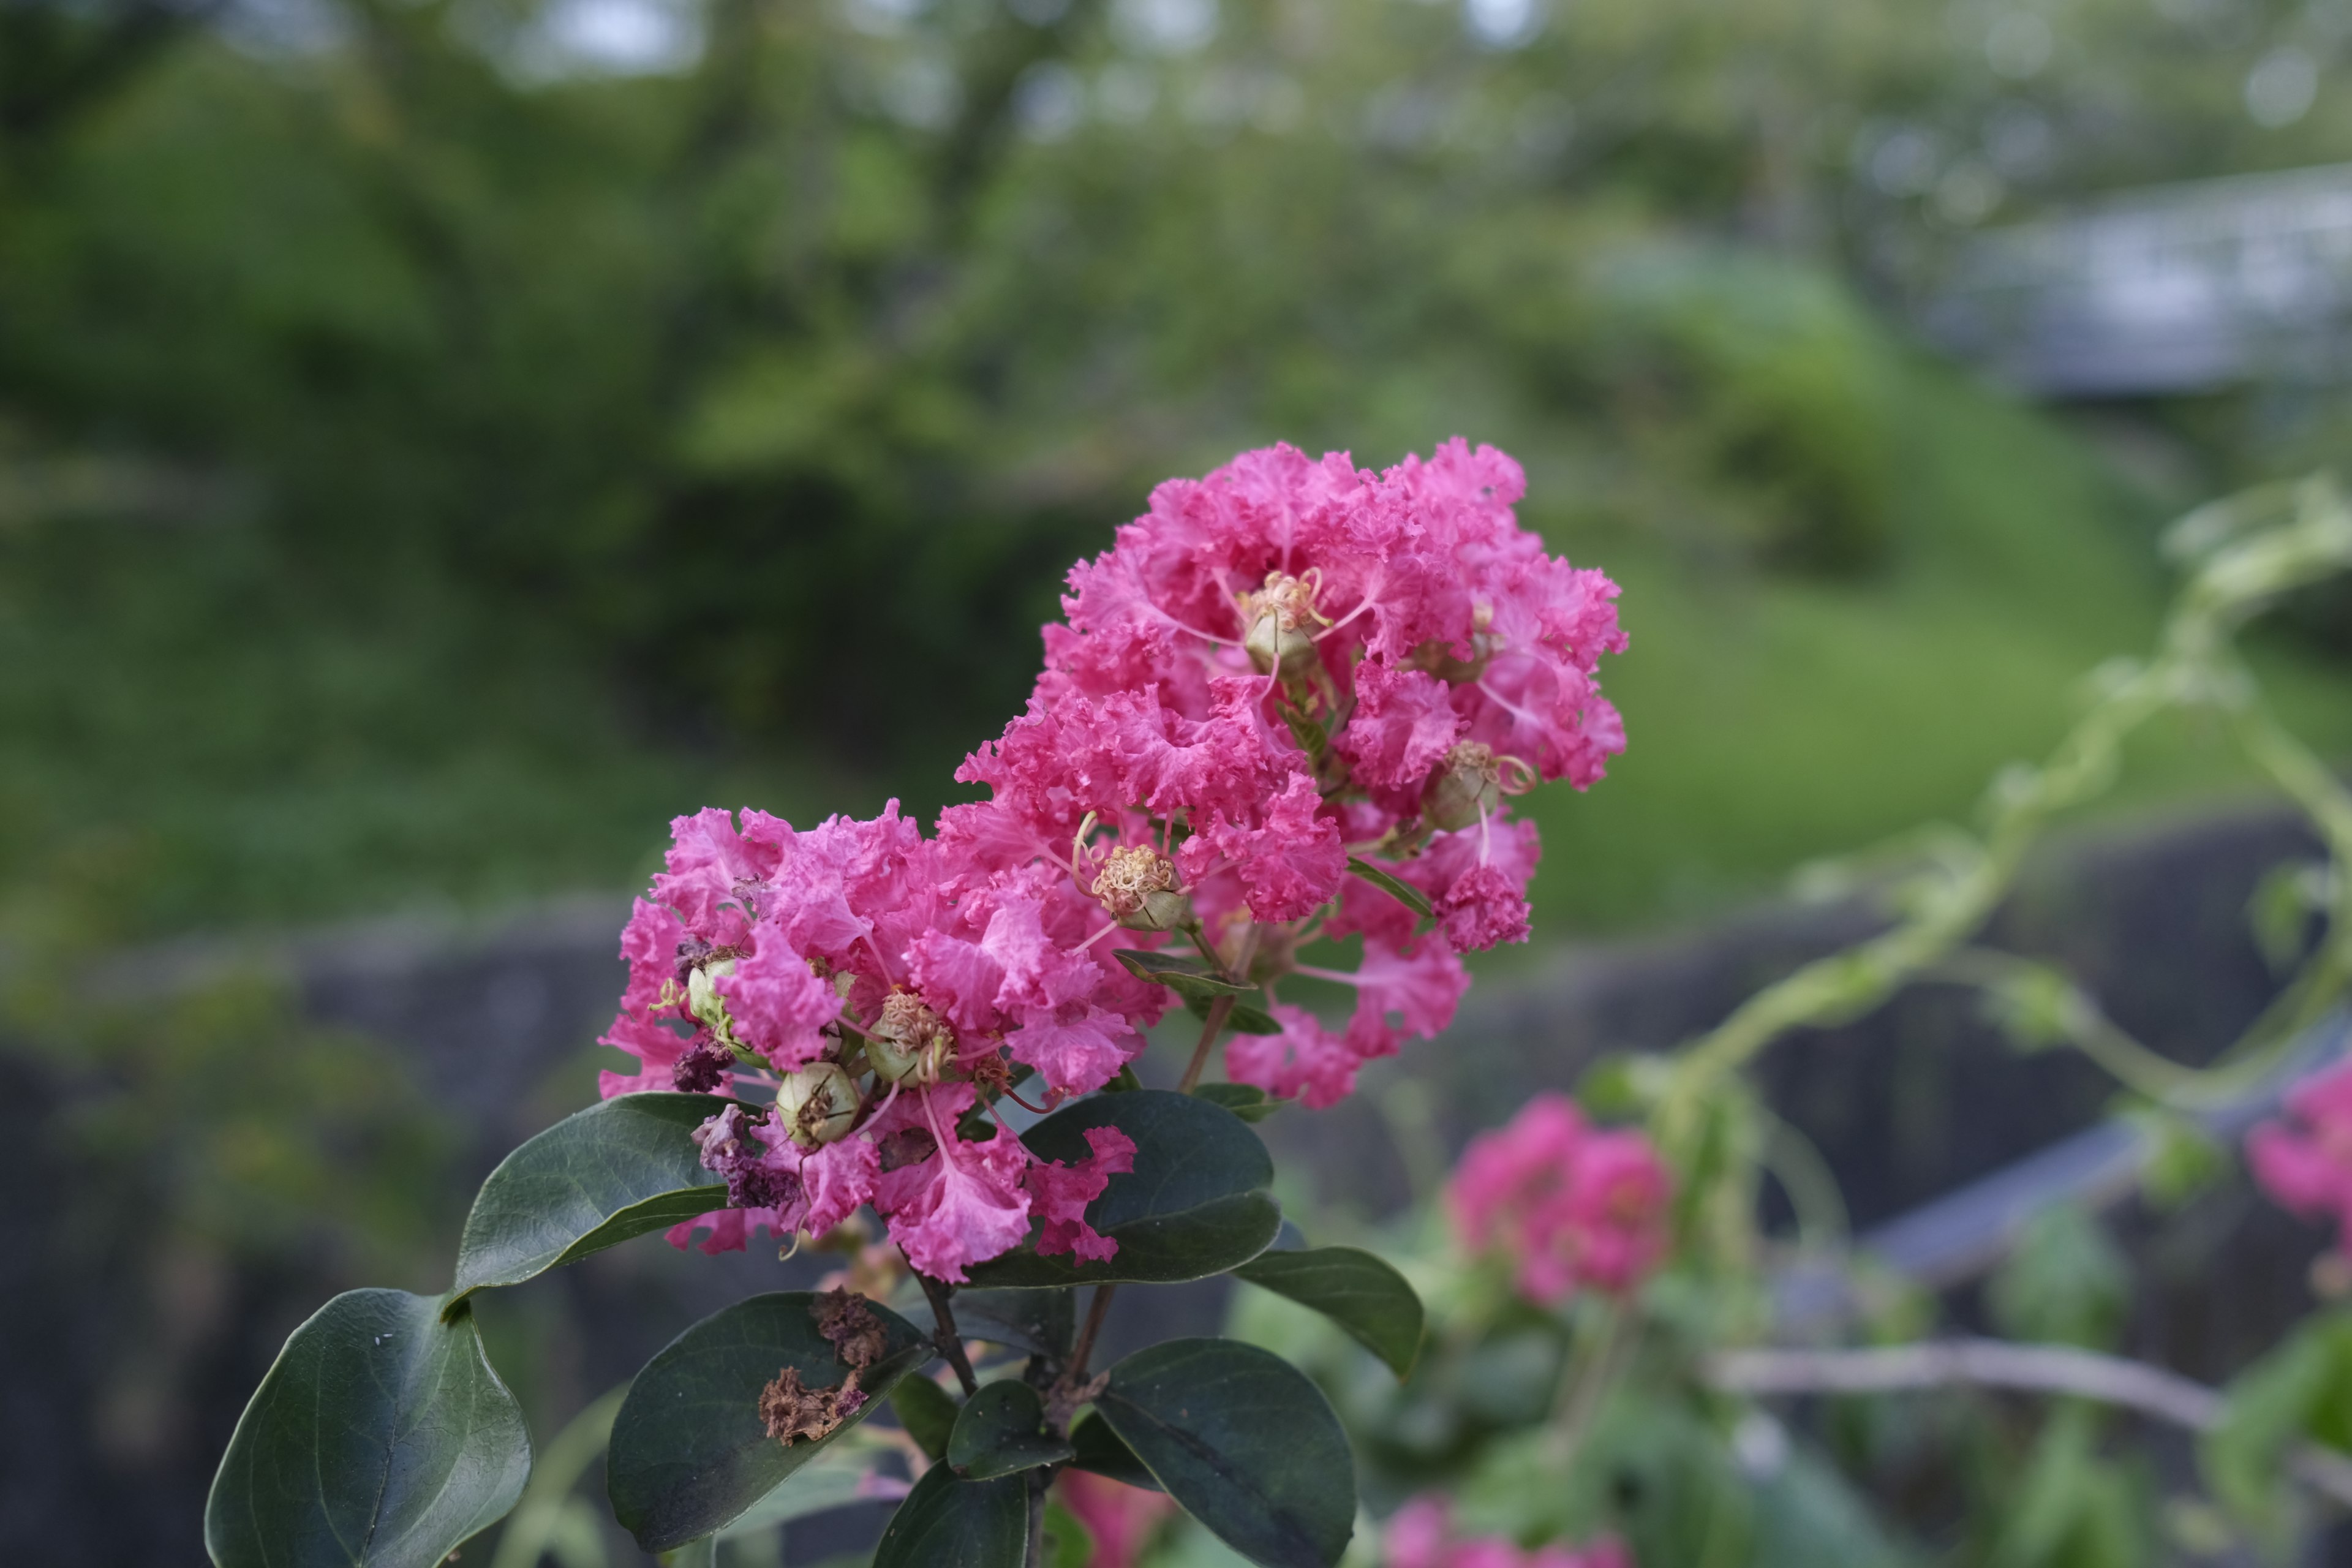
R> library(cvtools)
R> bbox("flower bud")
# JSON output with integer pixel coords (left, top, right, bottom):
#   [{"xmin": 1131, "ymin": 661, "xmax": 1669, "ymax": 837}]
[
  {"xmin": 777, "ymin": 1061, "xmax": 861, "ymax": 1148},
  {"xmin": 1240, "ymin": 571, "xmax": 1326, "ymax": 679},
  {"xmin": 1423, "ymin": 742, "xmax": 1502, "ymax": 832},
  {"xmin": 1093, "ymin": 844, "xmax": 1189, "ymax": 932},
  {"xmin": 686, "ymin": 957, "xmax": 740, "ymax": 1044},
  {"xmin": 868, "ymin": 992, "xmax": 956, "ymax": 1085}
]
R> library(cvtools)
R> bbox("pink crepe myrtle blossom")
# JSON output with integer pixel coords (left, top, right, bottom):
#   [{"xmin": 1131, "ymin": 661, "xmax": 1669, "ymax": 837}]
[
  {"xmin": 598, "ymin": 440, "xmax": 1626, "ymax": 1276},
  {"xmin": 1055, "ymin": 1469, "xmax": 1178, "ymax": 1568},
  {"xmin": 598, "ymin": 804, "xmax": 1170, "ymax": 1281},
  {"xmin": 1384, "ymin": 1497, "xmax": 1632, "ymax": 1568},
  {"xmin": 2249, "ymin": 1058, "xmax": 2352, "ymax": 1258},
  {"xmin": 959, "ymin": 438, "xmax": 1620, "ymax": 1106},
  {"xmin": 1450, "ymin": 1093, "xmax": 1673, "ymax": 1306}
]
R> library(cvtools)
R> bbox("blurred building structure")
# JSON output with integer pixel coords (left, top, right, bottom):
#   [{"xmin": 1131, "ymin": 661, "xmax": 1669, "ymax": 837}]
[{"xmin": 1926, "ymin": 162, "xmax": 2352, "ymax": 397}]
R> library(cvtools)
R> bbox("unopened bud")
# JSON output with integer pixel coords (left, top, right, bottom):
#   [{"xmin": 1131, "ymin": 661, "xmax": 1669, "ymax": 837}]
[
  {"xmin": 1093, "ymin": 845, "xmax": 1189, "ymax": 932},
  {"xmin": 868, "ymin": 992, "xmax": 955, "ymax": 1084},
  {"xmin": 777, "ymin": 1062, "xmax": 861, "ymax": 1148},
  {"xmin": 1423, "ymin": 742, "xmax": 1502, "ymax": 832},
  {"xmin": 1240, "ymin": 571, "xmax": 1327, "ymax": 678},
  {"xmin": 687, "ymin": 957, "xmax": 740, "ymax": 1044}
]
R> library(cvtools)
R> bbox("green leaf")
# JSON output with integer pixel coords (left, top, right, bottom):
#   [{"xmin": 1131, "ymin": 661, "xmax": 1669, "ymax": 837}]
[
  {"xmin": 1069, "ymin": 1412, "xmax": 1163, "ymax": 1492},
  {"xmin": 1224, "ymin": 1003, "xmax": 1284, "ymax": 1035},
  {"xmin": 1115, "ymin": 947, "xmax": 1251, "ymax": 1005},
  {"xmin": 1191, "ymin": 1082, "xmax": 1289, "ymax": 1122},
  {"xmin": 871, "ymin": 1464, "xmax": 1029, "ymax": 1568},
  {"xmin": 1095, "ymin": 1338, "xmax": 1355, "ymax": 1568},
  {"xmin": 949, "ymin": 1379, "xmax": 1077, "ymax": 1479},
  {"xmin": 2203, "ymin": 1311, "xmax": 2352, "ymax": 1535},
  {"xmin": 1232, "ymin": 1246, "xmax": 1425, "ymax": 1378},
  {"xmin": 929, "ymin": 1287, "xmax": 1079, "ymax": 1357},
  {"xmin": 1184, "ymin": 992, "xmax": 1284, "ymax": 1033},
  {"xmin": 716, "ymin": 1446, "xmax": 902, "ymax": 1539},
  {"xmin": 450, "ymin": 1092, "xmax": 723, "ymax": 1300},
  {"xmin": 1043, "ymin": 1499, "xmax": 1097, "ymax": 1568},
  {"xmin": 1344, "ymin": 858, "xmax": 1432, "ymax": 919},
  {"xmin": 890, "ymin": 1376, "xmax": 959, "ymax": 1461},
  {"xmin": 1279, "ymin": 701, "xmax": 1329, "ymax": 767},
  {"xmin": 606, "ymin": 1292, "xmax": 932, "ymax": 1551},
  {"xmin": 205, "ymin": 1289, "xmax": 530, "ymax": 1568},
  {"xmin": 962, "ymin": 1091, "xmax": 1281, "ymax": 1289}
]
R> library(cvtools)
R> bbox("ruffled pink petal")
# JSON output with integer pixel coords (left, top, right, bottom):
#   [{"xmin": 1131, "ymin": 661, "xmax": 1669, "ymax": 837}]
[
  {"xmin": 718, "ymin": 941, "xmax": 842, "ymax": 1071},
  {"xmin": 1028, "ymin": 1125, "xmax": 1138, "ymax": 1263}
]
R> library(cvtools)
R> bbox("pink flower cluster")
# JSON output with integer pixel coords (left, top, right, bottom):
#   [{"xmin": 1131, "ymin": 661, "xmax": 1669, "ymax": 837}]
[
  {"xmin": 1449, "ymin": 1093, "xmax": 1672, "ymax": 1306},
  {"xmin": 2248, "ymin": 1058, "xmax": 2352, "ymax": 1258},
  {"xmin": 1385, "ymin": 1498, "xmax": 1631, "ymax": 1568},
  {"xmin": 968, "ymin": 439, "xmax": 1624, "ymax": 1106},
  {"xmin": 596, "ymin": 441, "xmax": 1626, "ymax": 1282},
  {"xmin": 599, "ymin": 805, "xmax": 1159, "ymax": 1281}
]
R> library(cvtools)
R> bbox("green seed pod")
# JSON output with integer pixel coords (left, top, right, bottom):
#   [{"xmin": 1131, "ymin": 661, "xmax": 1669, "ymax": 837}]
[
  {"xmin": 1423, "ymin": 743, "xmax": 1502, "ymax": 832},
  {"xmin": 776, "ymin": 1062, "xmax": 861, "ymax": 1148},
  {"xmin": 868, "ymin": 992, "xmax": 955, "ymax": 1085}
]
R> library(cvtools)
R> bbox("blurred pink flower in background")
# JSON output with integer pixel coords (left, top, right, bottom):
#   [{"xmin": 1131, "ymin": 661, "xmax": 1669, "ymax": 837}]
[
  {"xmin": 1449, "ymin": 1092, "xmax": 1672, "ymax": 1306},
  {"xmin": 1384, "ymin": 1496, "xmax": 1632, "ymax": 1568},
  {"xmin": 2249, "ymin": 1057, "xmax": 2352, "ymax": 1257},
  {"xmin": 1056, "ymin": 1469, "xmax": 1178, "ymax": 1567}
]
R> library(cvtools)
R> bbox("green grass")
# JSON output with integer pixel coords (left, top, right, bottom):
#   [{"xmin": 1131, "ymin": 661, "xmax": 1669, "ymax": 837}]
[{"xmin": 1518, "ymin": 356, "xmax": 2352, "ymax": 938}]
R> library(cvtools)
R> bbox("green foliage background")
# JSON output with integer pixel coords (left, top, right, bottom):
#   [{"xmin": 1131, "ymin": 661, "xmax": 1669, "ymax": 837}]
[{"xmin": 8, "ymin": 0, "xmax": 2352, "ymax": 952}]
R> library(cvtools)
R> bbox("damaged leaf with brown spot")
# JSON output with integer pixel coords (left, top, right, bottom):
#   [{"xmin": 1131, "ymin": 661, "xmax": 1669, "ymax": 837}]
[{"xmin": 608, "ymin": 1292, "xmax": 932, "ymax": 1553}]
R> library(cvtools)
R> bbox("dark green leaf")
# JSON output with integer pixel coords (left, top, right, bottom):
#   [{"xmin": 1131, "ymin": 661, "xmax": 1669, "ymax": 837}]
[
  {"xmin": 205, "ymin": 1290, "xmax": 530, "ymax": 1568},
  {"xmin": 1183, "ymin": 992, "xmax": 1283, "ymax": 1034},
  {"xmin": 1232, "ymin": 1246, "xmax": 1425, "ymax": 1378},
  {"xmin": 949, "ymin": 1379, "xmax": 1077, "ymax": 1479},
  {"xmin": 607, "ymin": 1292, "xmax": 932, "ymax": 1551},
  {"xmin": 1114, "ymin": 948, "xmax": 1240, "ymax": 986},
  {"xmin": 450, "ymin": 1092, "xmax": 723, "ymax": 1300},
  {"xmin": 717, "ymin": 1447, "xmax": 897, "ymax": 1538},
  {"xmin": 962, "ymin": 1091, "xmax": 1281, "ymax": 1289},
  {"xmin": 1191, "ymin": 1082, "xmax": 1289, "ymax": 1123},
  {"xmin": 924, "ymin": 1287, "xmax": 1078, "ymax": 1357},
  {"xmin": 871, "ymin": 1465, "xmax": 1028, "ymax": 1568},
  {"xmin": 1096, "ymin": 1338, "xmax": 1355, "ymax": 1568},
  {"xmin": 890, "ymin": 1377, "xmax": 960, "ymax": 1461},
  {"xmin": 1069, "ymin": 1412, "xmax": 1162, "ymax": 1492},
  {"xmin": 1104, "ymin": 1063, "xmax": 1144, "ymax": 1092},
  {"xmin": 1344, "ymin": 858, "xmax": 1433, "ymax": 919}
]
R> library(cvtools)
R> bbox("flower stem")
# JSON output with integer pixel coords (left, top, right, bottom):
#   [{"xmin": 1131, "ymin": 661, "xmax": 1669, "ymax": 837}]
[
  {"xmin": 1178, "ymin": 994, "xmax": 1235, "ymax": 1093},
  {"xmin": 918, "ymin": 1273, "xmax": 980, "ymax": 1396},
  {"xmin": 1547, "ymin": 1302, "xmax": 1634, "ymax": 1469}
]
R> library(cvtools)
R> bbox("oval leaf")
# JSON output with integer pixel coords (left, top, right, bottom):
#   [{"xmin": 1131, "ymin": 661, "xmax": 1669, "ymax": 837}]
[
  {"xmin": 451, "ymin": 1092, "xmax": 724, "ymax": 1298},
  {"xmin": 1114, "ymin": 948, "xmax": 1251, "ymax": 1002},
  {"xmin": 890, "ymin": 1376, "xmax": 960, "ymax": 1461},
  {"xmin": 962, "ymin": 1091, "xmax": 1280, "ymax": 1289},
  {"xmin": 1069, "ymin": 1412, "xmax": 1163, "ymax": 1492},
  {"xmin": 1191, "ymin": 1082, "xmax": 1289, "ymax": 1123},
  {"xmin": 1232, "ymin": 1246, "xmax": 1426, "ymax": 1378},
  {"xmin": 1344, "ymin": 857, "xmax": 1433, "ymax": 919},
  {"xmin": 1095, "ymin": 1338, "xmax": 1355, "ymax": 1568},
  {"xmin": 607, "ymin": 1291, "xmax": 931, "ymax": 1551},
  {"xmin": 205, "ymin": 1290, "xmax": 530, "ymax": 1568},
  {"xmin": 949, "ymin": 1380, "xmax": 1077, "ymax": 1480},
  {"xmin": 872, "ymin": 1464, "xmax": 1028, "ymax": 1568}
]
